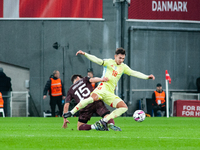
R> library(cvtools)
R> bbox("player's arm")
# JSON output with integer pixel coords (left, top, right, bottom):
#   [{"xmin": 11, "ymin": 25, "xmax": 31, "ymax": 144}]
[
  {"xmin": 76, "ymin": 50, "xmax": 104, "ymax": 66},
  {"xmin": 62, "ymin": 104, "xmax": 70, "ymax": 128},
  {"xmin": 89, "ymin": 77, "xmax": 109, "ymax": 83},
  {"xmin": 130, "ymin": 70, "xmax": 154, "ymax": 80},
  {"xmin": 62, "ymin": 94, "xmax": 71, "ymax": 129},
  {"xmin": 63, "ymin": 102, "xmax": 70, "ymax": 113},
  {"xmin": 124, "ymin": 65, "xmax": 155, "ymax": 80}
]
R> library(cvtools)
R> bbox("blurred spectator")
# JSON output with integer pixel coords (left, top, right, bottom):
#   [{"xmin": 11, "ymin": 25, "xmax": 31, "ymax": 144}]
[
  {"xmin": 0, "ymin": 68, "xmax": 12, "ymax": 116},
  {"xmin": 87, "ymin": 68, "xmax": 94, "ymax": 78},
  {"xmin": 152, "ymin": 83, "xmax": 166, "ymax": 117},
  {"xmin": 87, "ymin": 68, "xmax": 97, "ymax": 89},
  {"xmin": 0, "ymin": 68, "xmax": 12, "ymax": 92},
  {"xmin": 0, "ymin": 92, "xmax": 4, "ymax": 117},
  {"xmin": 0, "ymin": 92, "xmax": 4, "ymax": 108}
]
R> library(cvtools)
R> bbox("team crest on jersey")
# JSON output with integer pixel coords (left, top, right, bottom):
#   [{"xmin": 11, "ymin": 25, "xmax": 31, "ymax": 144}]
[{"xmin": 118, "ymin": 67, "xmax": 122, "ymax": 73}]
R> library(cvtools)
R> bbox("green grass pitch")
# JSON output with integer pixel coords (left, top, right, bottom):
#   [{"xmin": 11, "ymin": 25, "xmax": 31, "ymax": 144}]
[{"xmin": 0, "ymin": 117, "xmax": 200, "ymax": 150}]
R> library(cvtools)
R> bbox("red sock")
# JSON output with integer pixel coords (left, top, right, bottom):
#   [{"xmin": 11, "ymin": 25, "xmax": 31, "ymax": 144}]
[
  {"xmin": 79, "ymin": 124, "xmax": 92, "ymax": 130},
  {"xmin": 107, "ymin": 118, "xmax": 115, "ymax": 124}
]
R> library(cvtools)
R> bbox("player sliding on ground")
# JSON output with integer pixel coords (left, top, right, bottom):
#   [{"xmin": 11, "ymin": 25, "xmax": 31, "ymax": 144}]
[
  {"xmin": 63, "ymin": 48, "xmax": 155, "ymax": 130},
  {"xmin": 62, "ymin": 74, "xmax": 121, "ymax": 131}
]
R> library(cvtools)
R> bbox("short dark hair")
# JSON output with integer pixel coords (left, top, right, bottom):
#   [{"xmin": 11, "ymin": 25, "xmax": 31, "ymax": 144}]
[
  {"xmin": 71, "ymin": 74, "xmax": 83, "ymax": 83},
  {"xmin": 115, "ymin": 48, "xmax": 126, "ymax": 55},
  {"xmin": 157, "ymin": 83, "xmax": 162, "ymax": 87},
  {"xmin": 87, "ymin": 68, "xmax": 93, "ymax": 74}
]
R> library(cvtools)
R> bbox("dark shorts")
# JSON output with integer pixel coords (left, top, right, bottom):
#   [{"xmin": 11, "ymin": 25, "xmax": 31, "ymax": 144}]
[{"xmin": 78, "ymin": 100, "xmax": 110, "ymax": 123}]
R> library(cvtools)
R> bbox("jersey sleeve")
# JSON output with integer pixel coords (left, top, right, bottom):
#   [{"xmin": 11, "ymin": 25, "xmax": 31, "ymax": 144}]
[
  {"xmin": 84, "ymin": 53, "xmax": 104, "ymax": 65},
  {"xmin": 123, "ymin": 64, "xmax": 149, "ymax": 79},
  {"xmin": 102, "ymin": 59, "xmax": 111, "ymax": 66},
  {"xmin": 83, "ymin": 76, "xmax": 91, "ymax": 83},
  {"xmin": 65, "ymin": 90, "xmax": 72, "ymax": 103}
]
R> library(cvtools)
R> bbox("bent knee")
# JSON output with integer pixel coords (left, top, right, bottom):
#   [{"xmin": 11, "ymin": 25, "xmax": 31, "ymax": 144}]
[
  {"xmin": 91, "ymin": 93, "xmax": 100, "ymax": 101},
  {"xmin": 116, "ymin": 101, "xmax": 128, "ymax": 108}
]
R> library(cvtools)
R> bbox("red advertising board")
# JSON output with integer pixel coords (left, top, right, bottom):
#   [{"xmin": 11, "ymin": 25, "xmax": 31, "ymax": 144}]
[
  {"xmin": 173, "ymin": 100, "xmax": 200, "ymax": 117},
  {"xmin": 0, "ymin": 0, "xmax": 3, "ymax": 17},
  {"xmin": 19, "ymin": 0, "xmax": 102, "ymax": 18},
  {"xmin": 128, "ymin": 0, "xmax": 200, "ymax": 22},
  {"xmin": 0, "ymin": 0, "xmax": 103, "ymax": 18}
]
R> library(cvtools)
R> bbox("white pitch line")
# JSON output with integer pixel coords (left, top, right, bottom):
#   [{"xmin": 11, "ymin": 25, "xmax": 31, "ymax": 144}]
[{"xmin": 4, "ymin": 135, "xmax": 200, "ymax": 140}]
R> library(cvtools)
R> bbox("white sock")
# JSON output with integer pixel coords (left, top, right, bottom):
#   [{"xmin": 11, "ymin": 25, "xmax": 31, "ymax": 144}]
[
  {"xmin": 91, "ymin": 125, "xmax": 95, "ymax": 129},
  {"xmin": 102, "ymin": 118, "xmax": 108, "ymax": 123}
]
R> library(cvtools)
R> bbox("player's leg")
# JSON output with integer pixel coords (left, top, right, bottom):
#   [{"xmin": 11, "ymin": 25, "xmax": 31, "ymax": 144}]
[
  {"xmin": 102, "ymin": 100, "xmax": 128, "ymax": 123},
  {"xmin": 94, "ymin": 100, "xmax": 122, "ymax": 131},
  {"xmin": 77, "ymin": 104, "xmax": 105, "ymax": 131},
  {"xmin": 78, "ymin": 121, "xmax": 105, "ymax": 131},
  {"xmin": 91, "ymin": 89, "xmax": 125, "ymax": 130},
  {"xmin": 77, "ymin": 106, "xmax": 93, "ymax": 130},
  {"xmin": 78, "ymin": 122, "xmax": 91, "ymax": 130},
  {"xmin": 106, "ymin": 116, "xmax": 122, "ymax": 131},
  {"xmin": 78, "ymin": 122, "xmax": 105, "ymax": 131},
  {"xmin": 70, "ymin": 93, "xmax": 99, "ymax": 115},
  {"xmin": 63, "ymin": 96, "xmax": 95, "ymax": 118}
]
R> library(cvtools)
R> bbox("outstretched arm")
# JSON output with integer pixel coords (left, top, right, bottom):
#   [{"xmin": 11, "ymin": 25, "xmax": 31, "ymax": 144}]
[
  {"xmin": 124, "ymin": 65, "xmax": 155, "ymax": 80},
  {"xmin": 89, "ymin": 77, "xmax": 109, "ymax": 83},
  {"xmin": 130, "ymin": 70, "xmax": 155, "ymax": 80},
  {"xmin": 76, "ymin": 50, "xmax": 104, "ymax": 66}
]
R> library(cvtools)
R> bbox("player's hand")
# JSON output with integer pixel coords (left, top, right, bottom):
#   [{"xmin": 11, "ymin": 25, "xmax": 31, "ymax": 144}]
[
  {"xmin": 43, "ymin": 95, "xmax": 47, "ymax": 99},
  {"xmin": 62, "ymin": 118, "xmax": 70, "ymax": 129},
  {"xmin": 76, "ymin": 50, "xmax": 85, "ymax": 56},
  {"xmin": 148, "ymin": 74, "xmax": 155, "ymax": 80},
  {"xmin": 62, "ymin": 96, "xmax": 66, "ymax": 100},
  {"xmin": 102, "ymin": 77, "xmax": 109, "ymax": 82}
]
